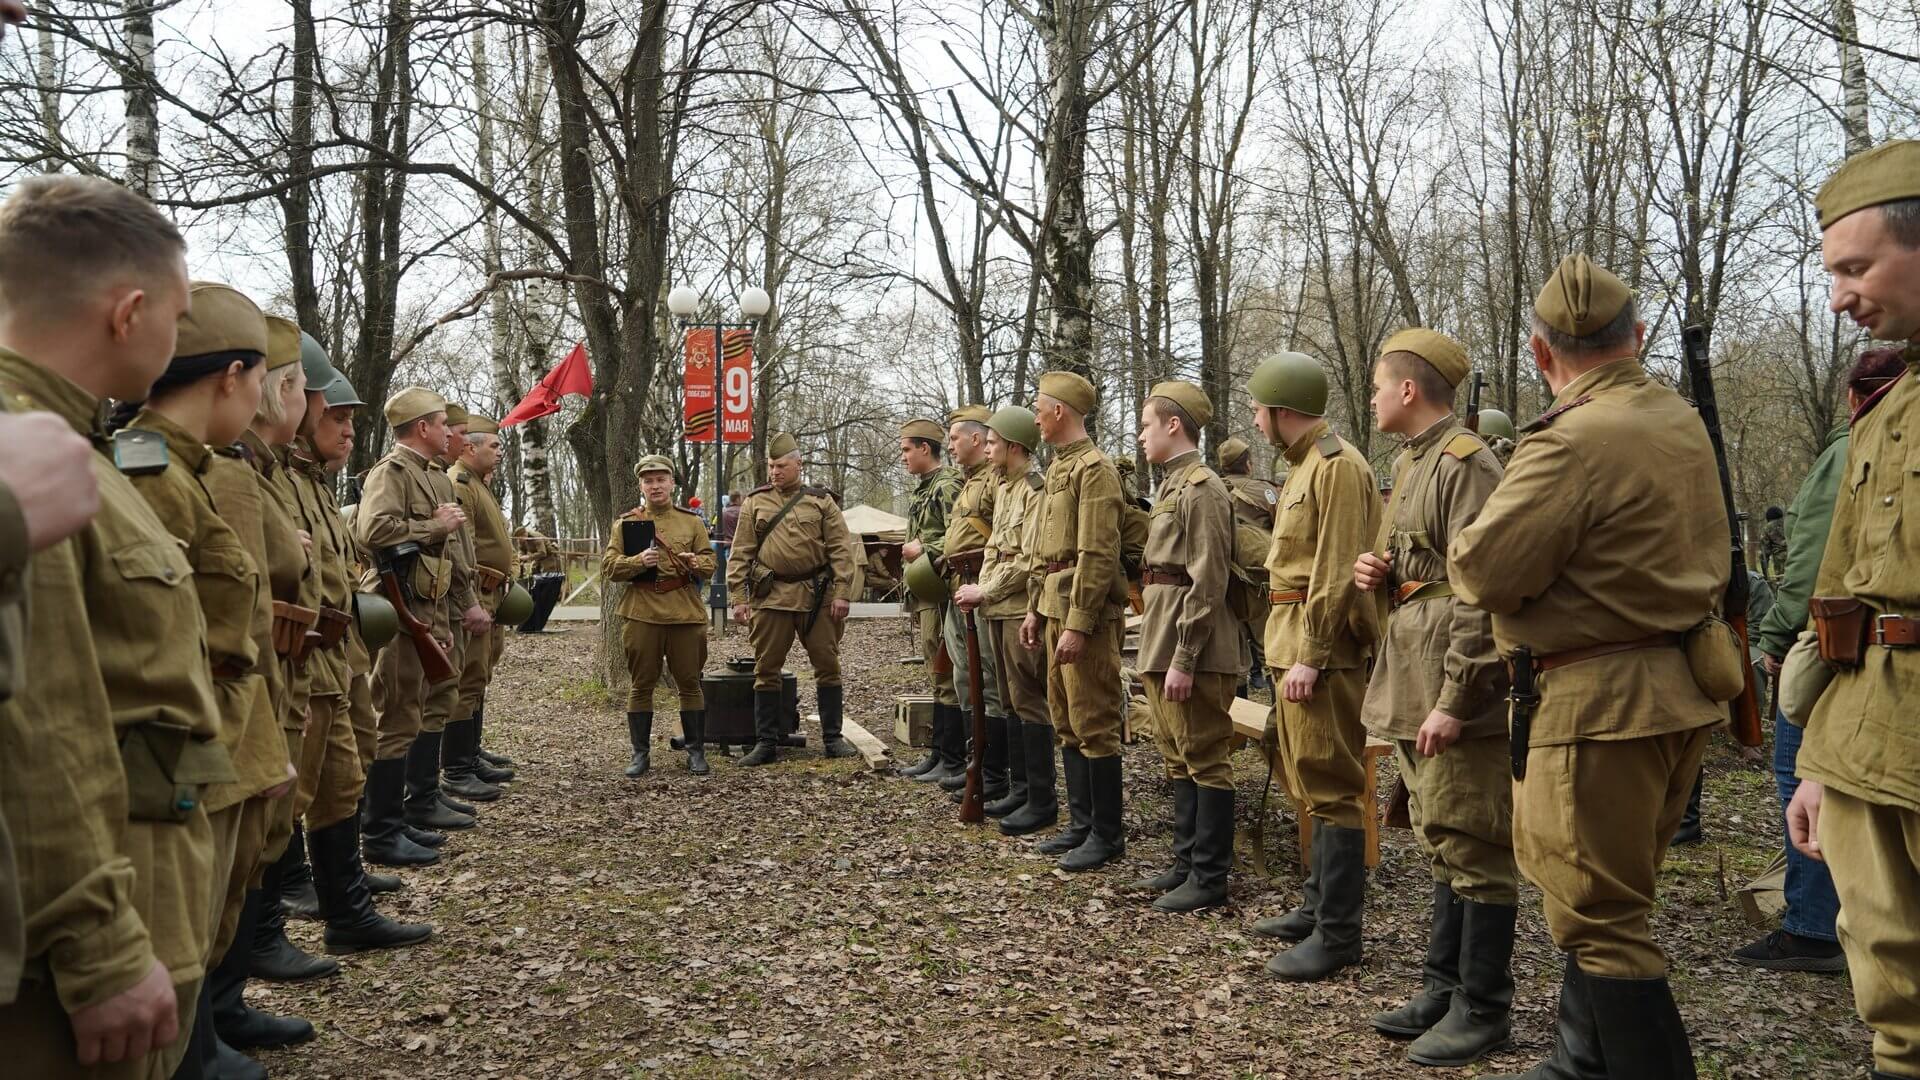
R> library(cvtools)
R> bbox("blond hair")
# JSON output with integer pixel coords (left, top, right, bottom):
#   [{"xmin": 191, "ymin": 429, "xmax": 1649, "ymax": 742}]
[{"xmin": 252, "ymin": 363, "xmax": 298, "ymax": 428}]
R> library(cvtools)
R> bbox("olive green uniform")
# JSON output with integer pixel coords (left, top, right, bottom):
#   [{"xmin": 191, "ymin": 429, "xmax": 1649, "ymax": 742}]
[
  {"xmin": 1138, "ymin": 451, "xmax": 1244, "ymax": 790},
  {"xmin": 289, "ymin": 447, "xmax": 365, "ymax": 831},
  {"xmin": 1264, "ymin": 421, "xmax": 1381, "ymax": 830},
  {"xmin": 452, "ymin": 462, "xmax": 515, "ymax": 721},
  {"xmin": 942, "ymin": 460, "xmax": 1001, "ymax": 717},
  {"xmin": 906, "ymin": 465, "xmax": 961, "ymax": 706},
  {"xmin": 726, "ymin": 481, "xmax": 858, "ymax": 690},
  {"xmin": 0, "ymin": 398, "xmax": 29, "ymax": 1005},
  {"xmin": 605, "ymin": 503, "xmax": 716, "ymax": 711},
  {"xmin": 0, "ymin": 349, "xmax": 229, "ymax": 1079},
  {"xmin": 419, "ymin": 456, "xmax": 478, "ymax": 738},
  {"xmin": 1222, "ymin": 470, "xmax": 1280, "ymax": 677},
  {"xmin": 1364, "ymin": 418, "xmax": 1514, "ymax": 901},
  {"xmin": 1452, "ymin": 359, "xmax": 1727, "ymax": 978},
  {"xmin": 1031, "ymin": 437, "xmax": 1127, "ymax": 757},
  {"xmin": 979, "ymin": 468, "xmax": 1046, "ymax": 727},
  {"xmin": 1797, "ymin": 353, "xmax": 1920, "ymax": 1077},
  {"xmin": 354, "ymin": 444, "xmax": 459, "ymax": 759}
]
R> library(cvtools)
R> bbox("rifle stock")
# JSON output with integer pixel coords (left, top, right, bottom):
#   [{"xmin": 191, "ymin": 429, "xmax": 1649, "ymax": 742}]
[
  {"xmin": 958, "ymin": 609, "xmax": 987, "ymax": 824},
  {"xmin": 377, "ymin": 562, "xmax": 457, "ymax": 684},
  {"xmin": 1682, "ymin": 325, "xmax": 1764, "ymax": 747},
  {"xmin": 1466, "ymin": 371, "xmax": 1485, "ymax": 432}
]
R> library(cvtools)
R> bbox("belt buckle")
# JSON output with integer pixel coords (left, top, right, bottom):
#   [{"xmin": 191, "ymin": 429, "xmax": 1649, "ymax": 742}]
[{"xmin": 1876, "ymin": 613, "xmax": 1901, "ymax": 645}]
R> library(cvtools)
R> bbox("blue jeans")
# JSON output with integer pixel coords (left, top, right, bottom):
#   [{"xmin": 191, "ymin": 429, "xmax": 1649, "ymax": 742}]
[{"xmin": 1776, "ymin": 709, "xmax": 1841, "ymax": 941}]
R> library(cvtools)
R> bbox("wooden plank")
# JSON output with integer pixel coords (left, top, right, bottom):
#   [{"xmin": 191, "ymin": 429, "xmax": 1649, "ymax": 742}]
[
  {"xmin": 1228, "ymin": 696, "xmax": 1389, "ymax": 869},
  {"xmin": 828, "ymin": 712, "xmax": 893, "ymax": 772}
]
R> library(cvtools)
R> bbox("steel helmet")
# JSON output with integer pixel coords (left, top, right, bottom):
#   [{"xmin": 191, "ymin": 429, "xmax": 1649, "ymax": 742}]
[
  {"xmin": 352, "ymin": 592, "xmax": 399, "ymax": 650},
  {"xmin": 1477, "ymin": 408, "xmax": 1516, "ymax": 442},
  {"xmin": 1247, "ymin": 352, "xmax": 1328, "ymax": 416},
  {"xmin": 987, "ymin": 405, "xmax": 1040, "ymax": 452},
  {"xmin": 497, "ymin": 582, "xmax": 535, "ymax": 627},
  {"xmin": 904, "ymin": 552, "xmax": 949, "ymax": 605}
]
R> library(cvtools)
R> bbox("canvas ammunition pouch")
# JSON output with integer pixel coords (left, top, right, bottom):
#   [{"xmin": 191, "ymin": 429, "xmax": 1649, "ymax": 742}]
[
  {"xmin": 1808, "ymin": 596, "xmax": 1868, "ymax": 668},
  {"xmin": 1683, "ymin": 615, "xmax": 1747, "ymax": 702},
  {"xmin": 1778, "ymin": 630, "xmax": 1834, "ymax": 729},
  {"xmin": 120, "ymin": 720, "xmax": 236, "ymax": 823}
]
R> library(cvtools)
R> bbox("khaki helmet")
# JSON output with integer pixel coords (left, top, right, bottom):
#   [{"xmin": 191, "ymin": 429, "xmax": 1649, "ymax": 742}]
[
  {"xmin": 1247, "ymin": 352, "xmax": 1328, "ymax": 416},
  {"xmin": 987, "ymin": 405, "xmax": 1039, "ymax": 452},
  {"xmin": 497, "ymin": 582, "xmax": 535, "ymax": 627},
  {"xmin": 904, "ymin": 552, "xmax": 949, "ymax": 605},
  {"xmin": 352, "ymin": 592, "xmax": 398, "ymax": 649},
  {"xmin": 1478, "ymin": 408, "xmax": 1516, "ymax": 442}
]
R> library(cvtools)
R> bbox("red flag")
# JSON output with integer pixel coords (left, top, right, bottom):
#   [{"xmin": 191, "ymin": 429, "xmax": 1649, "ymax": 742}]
[{"xmin": 501, "ymin": 342, "xmax": 593, "ymax": 428}]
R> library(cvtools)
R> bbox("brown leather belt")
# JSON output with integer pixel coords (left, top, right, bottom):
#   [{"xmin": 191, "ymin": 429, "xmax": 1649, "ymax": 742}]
[
  {"xmin": 1269, "ymin": 589, "xmax": 1306, "ymax": 605},
  {"xmin": 1874, "ymin": 614, "xmax": 1920, "ymax": 647},
  {"xmin": 1532, "ymin": 632, "xmax": 1684, "ymax": 673},
  {"xmin": 211, "ymin": 658, "xmax": 249, "ymax": 680},
  {"xmin": 1393, "ymin": 580, "xmax": 1454, "ymax": 608},
  {"xmin": 1045, "ymin": 560, "xmax": 1076, "ymax": 574},
  {"xmin": 771, "ymin": 565, "xmax": 828, "ymax": 583},
  {"xmin": 1142, "ymin": 568, "xmax": 1191, "ymax": 587},
  {"xmin": 639, "ymin": 576, "xmax": 691, "ymax": 593}
]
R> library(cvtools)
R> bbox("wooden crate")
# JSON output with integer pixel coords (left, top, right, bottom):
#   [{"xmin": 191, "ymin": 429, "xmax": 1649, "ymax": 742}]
[
  {"xmin": 894, "ymin": 695, "xmax": 935, "ymax": 747},
  {"xmin": 1230, "ymin": 696, "xmax": 1392, "ymax": 869}
]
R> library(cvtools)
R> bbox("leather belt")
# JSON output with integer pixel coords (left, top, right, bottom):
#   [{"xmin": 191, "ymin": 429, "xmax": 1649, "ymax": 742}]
[
  {"xmin": 1141, "ymin": 568, "xmax": 1191, "ymax": 587},
  {"xmin": 1269, "ymin": 589, "xmax": 1306, "ymax": 605},
  {"xmin": 640, "ymin": 576, "xmax": 691, "ymax": 593},
  {"xmin": 1393, "ymin": 580, "xmax": 1454, "ymax": 608},
  {"xmin": 1530, "ymin": 632, "xmax": 1684, "ymax": 673},
  {"xmin": 1045, "ymin": 559, "xmax": 1076, "ymax": 574},
  {"xmin": 1874, "ymin": 614, "xmax": 1920, "ymax": 647},
  {"xmin": 210, "ymin": 657, "xmax": 249, "ymax": 680},
  {"xmin": 771, "ymin": 565, "xmax": 827, "ymax": 583}
]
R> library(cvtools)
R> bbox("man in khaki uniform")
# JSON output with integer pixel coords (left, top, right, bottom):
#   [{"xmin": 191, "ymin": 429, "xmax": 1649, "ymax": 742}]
[
  {"xmin": 605, "ymin": 455, "xmax": 717, "ymax": 777},
  {"xmin": 895, "ymin": 418, "xmax": 963, "ymax": 779},
  {"xmin": 0, "ymin": 174, "xmax": 223, "ymax": 1079},
  {"xmin": 1788, "ymin": 141, "xmax": 1920, "ymax": 1080},
  {"xmin": 1218, "ymin": 435, "xmax": 1279, "ymax": 692},
  {"xmin": 726, "ymin": 433, "xmax": 859, "ymax": 765},
  {"xmin": 447, "ymin": 414, "xmax": 518, "ymax": 793},
  {"xmin": 353, "ymin": 387, "xmax": 470, "ymax": 866},
  {"xmin": 1129, "ymin": 381, "xmax": 1244, "ymax": 912},
  {"xmin": 936, "ymin": 405, "xmax": 1004, "ymax": 797},
  {"xmin": 1021, "ymin": 371, "xmax": 1128, "ymax": 872},
  {"xmin": 414, "ymin": 403, "xmax": 493, "ymax": 826},
  {"xmin": 1244, "ymin": 351, "xmax": 1381, "ymax": 983},
  {"xmin": 1350, "ymin": 329, "xmax": 1514, "ymax": 1067},
  {"xmin": 955, "ymin": 406, "xmax": 1057, "ymax": 835},
  {"xmin": 1455, "ymin": 256, "xmax": 1726, "ymax": 1078}
]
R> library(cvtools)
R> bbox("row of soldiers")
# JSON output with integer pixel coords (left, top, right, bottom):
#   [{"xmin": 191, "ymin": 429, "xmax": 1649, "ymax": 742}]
[{"xmin": 0, "ymin": 173, "xmax": 530, "ymax": 1079}]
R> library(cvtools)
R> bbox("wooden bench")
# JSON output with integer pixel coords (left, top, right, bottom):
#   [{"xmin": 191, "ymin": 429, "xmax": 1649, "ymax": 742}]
[{"xmin": 1230, "ymin": 696, "xmax": 1393, "ymax": 869}]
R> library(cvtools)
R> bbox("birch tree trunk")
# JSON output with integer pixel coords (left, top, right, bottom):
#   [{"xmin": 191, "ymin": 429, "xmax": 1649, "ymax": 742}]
[{"xmin": 122, "ymin": 1, "xmax": 158, "ymax": 194}]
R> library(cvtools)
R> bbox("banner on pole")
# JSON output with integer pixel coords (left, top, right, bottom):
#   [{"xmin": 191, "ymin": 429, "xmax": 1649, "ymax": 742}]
[{"xmin": 684, "ymin": 328, "xmax": 754, "ymax": 444}]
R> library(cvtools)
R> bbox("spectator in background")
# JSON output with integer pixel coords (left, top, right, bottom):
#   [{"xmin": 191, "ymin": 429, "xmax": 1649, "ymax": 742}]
[
  {"xmin": 720, "ymin": 490, "xmax": 743, "ymax": 544},
  {"xmin": 1759, "ymin": 506, "xmax": 1788, "ymax": 580}
]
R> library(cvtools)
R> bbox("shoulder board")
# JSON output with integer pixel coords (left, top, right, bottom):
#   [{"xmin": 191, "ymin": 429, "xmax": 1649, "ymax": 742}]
[
  {"xmin": 1442, "ymin": 433, "xmax": 1484, "ymax": 460},
  {"xmin": 804, "ymin": 485, "xmax": 832, "ymax": 498},
  {"xmin": 215, "ymin": 442, "xmax": 254, "ymax": 464},
  {"xmin": 1521, "ymin": 394, "xmax": 1593, "ymax": 433},
  {"xmin": 675, "ymin": 503, "xmax": 702, "ymax": 516},
  {"xmin": 110, "ymin": 428, "xmax": 169, "ymax": 476},
  {"xmin": 750, "ymin": 484, "xmax": 773, "ymax": 495},
  {"xmin": 1315, "ymin": 432, "xmax": 1342, "ymax": 459},
  {"xmin": 1186, "ymin": 463, "xmax": 1219, "ymax": 486},
  {"xmin": 619, "ymin": 506, "xmax": 646, "ymax": 521},
  {"xmin": 1024, "ymin": 472, "xmax": 1043, "ymax": 491}
]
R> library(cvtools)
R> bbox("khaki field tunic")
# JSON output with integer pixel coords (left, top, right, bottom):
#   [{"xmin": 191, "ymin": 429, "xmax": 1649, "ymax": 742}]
[
  {"xmin": 726, "ymin": 482, "xmax": 857, "ymax": 612},
  {"xmin": 604, "ymin": 503, "xmax": 718, "ymax": 625},
  {"xmin": 1263, "ymin": 421, "xmax": 1380, "ymax": 671},
  {"xmin": 1137, "ymin": 451, "xmax": 1244, "ymax": 676}
]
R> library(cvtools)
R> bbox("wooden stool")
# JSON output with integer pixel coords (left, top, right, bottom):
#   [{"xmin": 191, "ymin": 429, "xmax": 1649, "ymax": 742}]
[{"xmin": 1230, "ymin": 697, "xmax": 1389, "ymax": 868}]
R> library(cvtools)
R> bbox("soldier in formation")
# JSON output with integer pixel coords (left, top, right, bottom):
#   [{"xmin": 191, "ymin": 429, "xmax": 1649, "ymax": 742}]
[
  {"xmin": 1216, "ymin": 435, "xmax": 1280, "ymax": 694},
  {"xmin": 895, "ymin": 418, "xmax": 963, "ymax": 781},
  {"xmin": 936, "ymin": 406, "xmax": 1004, "ymax": 800}
]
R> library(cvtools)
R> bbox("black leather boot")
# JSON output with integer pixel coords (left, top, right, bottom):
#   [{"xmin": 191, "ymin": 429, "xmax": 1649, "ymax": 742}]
[
  {"xmin": 897, "ymin": 701, "xmax": 947, "ymax": 777},
  {"xmin": 1483, "ymin": 955, "xmax": 1605, "ymax": 1080},
  {"xmin": 470, "ymin": 706, "xmax": 516, "ymax": 781},
  {"xmin": 278, "ymin": 822, "xmax": 320, "ymax": 920},
  {"xmin": 681, "ymin": 709, "xmax": 710, "ymax": 775},
  {"xmin": 1000, "ymin": 722, "xmax": 1059, "ymax": 835},
  {"xmin": 177, "ymin": 978, "xmax": 267, "ymax": 1080},
  {"xmin": 625, "ymin": 711, "xmax": 653, "ymax": 778},
  {"xmin": 919, "ymin": 704, "xmax": 967, "ymax": 785},
  {"xmin": 975, "ymin": 710, "xmax": 1009, "ymax": 801},
  {"xmin": 1671, "ymin": 769, "xmax": 1705, "ymax": 845},
  {"xmin": 250, "ymin": 847, "xmax": 340, "ymax": 983},
  {"xmin": 363, "ymin": 757, "xmax": 440, "ymax": 866},
  {"xmin": 212, "ymin": 890, "xmax": 316, "ymax": 1052},
  {"xmin": 442, "ymin": 716, "xmax": 504, "ymax": 800},
  {"xmin": 405, "ymin": 731, "xmax": 475, "ymax": 830},
  {"xmin": 310, "ymin": 814, "xmax": 434, "ymax": 955},
  {"xmin": 819, "ymin": 684, "xmax": 857, "ymax": 758},
  {"xmin": 985, "ymin": 713, "xmax": 1028, "ymax": 817},
  {"xmin": 1265, "ymin": 818, "xmax": 1363, "ymax": 980},
  {"xmin": 738, "ymin": 689, "xmax": 782, "ymax": 766},
  {"xmin": 368, "ymin": 870, "xmax": 402, "ymax": 893},
  {"xmin": 1372, "ymin": 882, "xmax": 1463, "ymax": 1037},
  {"xmin": 1129, "ymin": 779, "xmax": 1196, "ymax": 894},
  {"xmin": 1157, "ymin": 783, "xmax": 1233, "ymax": 912},
  {"xmin": 1035, "ymin": 746, "xmax": 1091, "ymax": 854},
  {"xmin": 1251, "ymin": 828, "xmax": 1322, "ymax": 942},
  {"xmin": 1410, "ymin": 897, "xmax": 1517, "ymax": 1066},
  {"xmin": 1588, "ymin": 972, "xmax": 1696, "ymax": 1079},
  {"xmin": 1060, "ymin": 752, "xmax": 1125, "ymax": 871}
]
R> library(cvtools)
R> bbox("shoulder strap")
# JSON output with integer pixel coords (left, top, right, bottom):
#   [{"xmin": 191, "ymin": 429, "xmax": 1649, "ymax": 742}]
[
  {"xmin": 1442, "ymin": 432, "xmax": 1484, "ymax": 460},
  {"xmin": 1185, "ymin": 462, "xmax": 1217, "ymax": 486},
  {"xmin": 759, "ymin": 488, "xmax": 809, "ymax": 542},
  {"xmin": 1522, "ymin": 394, "xmax": 1593, "ymax": 433},
  {"xmin": 1315, "ymin": 432, "xmax": 1342, "ymax": 459}
]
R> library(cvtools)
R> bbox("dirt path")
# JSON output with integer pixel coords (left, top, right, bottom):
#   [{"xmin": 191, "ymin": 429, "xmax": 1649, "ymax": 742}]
[{"xmin": 259, "ymin": 621, "xmax": 1869, "ymax": 1078}]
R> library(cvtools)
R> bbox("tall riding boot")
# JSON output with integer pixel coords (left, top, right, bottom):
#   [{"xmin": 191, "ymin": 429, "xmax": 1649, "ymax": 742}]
[
  {"xmin": 1411, "ymin": 897, "xmax": 1517, "ymax": 1066},
  {"xmin": 1000, "ymin": 722, "xmax": 1059, "ymax": 835},
  {"xmin": 211, "ymin": 888, "xmax": 314, "ymax": 1053},
  {"xmin": 921, "ymin": 703, "xmax": 967, "ymax": 784},
  {"xmin": 443, "ymin": 716, "xmax": 504, "ymax": 800},
  {"xmin": 175, "ymin": 977, "xmax": 267, "ymax": 1080},
  {"xmin": 819, "ymin": 684, "xmax": 857, "ymax": 758},
  {"xmin": 1035, "ymin": 746, "xmax": 1092, "ymax": 854},
  {"xmin": 1129, "ymin": 779, "xmax": 1197, "ymax": 894},
  {"xmin": 1671, "ymin": 769, "xmax": 1705, "ymax": 846},
  {"xmin": 986, "ymin": 713, "xmax": 1029, "ymax": 817},
  {"xmin": 1372, "ymin": 882, "xmax": 1464, "ymax": 1036},
  {"xmin": 363, "ymin": 756, "xmax": 440, "ymax": 866},
  {"xmin": 1157, "ymin": 784, "xmax": 1234, "ymax": 912},
  {"xmin": 311, "ymin": 813, "xmax": 433, "ymax": 955},
  {"xmin": 470, "ymin": 706, "xmax": 515, "ymax": 782},
  {"xmin": 1252, "ymin": 829, "xmax": 1322, "ymax": 943},
  {"xmin": 405, "ymin": 731, "xmax": 475, "ymax": 830},
  {"xmin": 1483, "ymin": 954, "xmax": 1604, "ymax": 1080},
  {"xmin": 278, "ymin": 821, "xmax": 320, "ymax": 919},
  {"xmin": 1588, "ymin": 973, "xmax": 1696, "ymax": 1080},
  {"xmin": 738, "ymin": 689, "xmax": 782, "ymax": 766},
  {"xmin": 681, "ymin": 709, "xmax": 710, "ymax": 775},
  {"xmin": 979, "ymin": 713, "xmax": 1010, "ymax": 801},
  {"xmin": 625, "ymin": 711, "xmax": 653, "ymax": 778},
  {"xmin": 1265, "ymin": 818, "xmax": 1363, "ymax": 980},
  {"xmin": 897, "ymin": 700, "xmax": 947, "ymax": 777},
  {"xmin": 250, "ymin": 846, "xmax": 340, "ymax": 983},
  {"xmin": 1060, "ymin": 753, "xmax": 1125, "ymax": 871}
]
